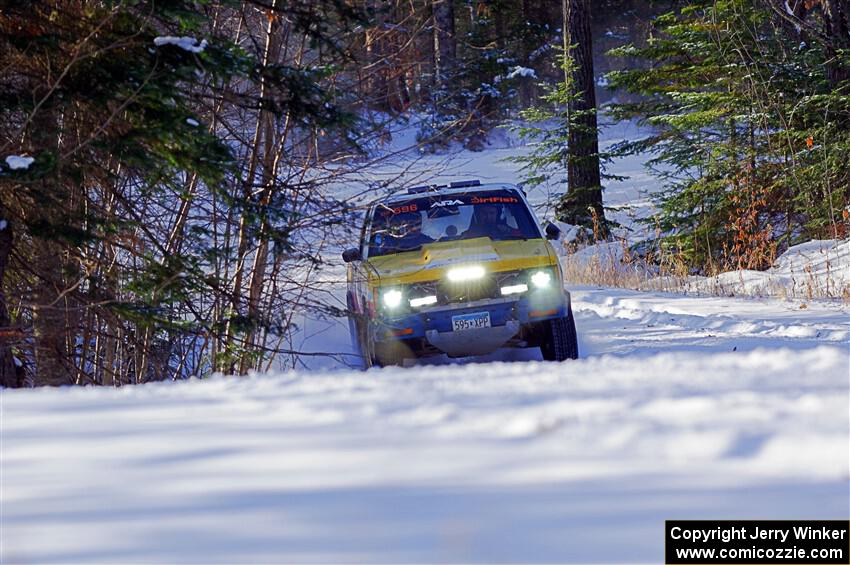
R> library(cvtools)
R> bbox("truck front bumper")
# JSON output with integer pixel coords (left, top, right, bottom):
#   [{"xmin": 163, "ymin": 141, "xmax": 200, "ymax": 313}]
[{"xmin": 373, "ymin": 291, "xmax": 570, "ymax": 357}]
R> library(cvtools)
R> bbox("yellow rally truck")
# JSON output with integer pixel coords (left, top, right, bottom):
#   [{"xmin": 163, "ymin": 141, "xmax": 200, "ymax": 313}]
[{"xmin": 342, "ymin": 181, "xmax": 578, "ymax": 367}]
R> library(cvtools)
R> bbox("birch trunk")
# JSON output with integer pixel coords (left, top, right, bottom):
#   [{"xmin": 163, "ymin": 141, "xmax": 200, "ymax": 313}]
[{"xmin": 432, "ymin": 0, "xmax": 456, "ymax": 87}]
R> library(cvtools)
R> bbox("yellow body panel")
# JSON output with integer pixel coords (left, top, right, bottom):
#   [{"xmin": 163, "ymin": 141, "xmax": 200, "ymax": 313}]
[{"xmin": 365, "ymin": 237, "xmax": 559, "ymax": 287}]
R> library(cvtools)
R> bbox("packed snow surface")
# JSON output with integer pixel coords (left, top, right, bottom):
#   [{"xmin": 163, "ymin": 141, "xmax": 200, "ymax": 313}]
[
  {"xmin": 153, "ymin": 36, "xmax": 208, "ymax": 53},
  {"xmin": 4, "ymin": 155, "xmax": 34, "ymax": 170},
  {"xmin": 3, "ymin": 288, "xmax": 848, "ymax": 563}
]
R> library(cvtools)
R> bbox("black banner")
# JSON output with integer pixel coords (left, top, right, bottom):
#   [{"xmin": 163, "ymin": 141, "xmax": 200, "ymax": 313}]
[{"xmin": 666, "ymin": 520, "xmax": 850, "ymax": 564}]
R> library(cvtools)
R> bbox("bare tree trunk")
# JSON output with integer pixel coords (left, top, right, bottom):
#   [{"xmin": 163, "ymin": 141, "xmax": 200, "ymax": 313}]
[
  {"xmin": 224, "ymin": 1, "xmax": 289, "ymax": 375},
  {"xmin": 239, "ymin": 115, "xmax": 280, "ymax": 374},
  {"xmin": 32, "ymin": 241, "xmax": 73, "ymax": 386},
  {"xmin": 101, "ymin": 327, "xmax": 116, "ymax": 386},
  {"xmin": 365, "ymin": 0, "xmax": 390, "ymax": 110},
  {"xmin": 560, "ymin": 0, "xmax": 607, "ymax": 235},
  {"xmin": 30, "ymin": 110, "xmax": 75, "ymax": 385},
  {"xmin": 823, "ymin": 0, "xmax": 850, "ymax": 91},
  {"xmin": 519, "ymin": 0, "xmax": 536, "ymax": 107},
  {"xmin": 221, "ymin": 3, "xmax": 283, "ymax": 373},
  {"xmin": 494, "ymin": 0, "xmax": 507, "ymax": 52},
  {"xmin": 432, "ymin": 0, "xmax": 456, "ymax": 88},
  {"xmin": 0, "ymin": 218, "xmax": 19, "ymax": 388}
]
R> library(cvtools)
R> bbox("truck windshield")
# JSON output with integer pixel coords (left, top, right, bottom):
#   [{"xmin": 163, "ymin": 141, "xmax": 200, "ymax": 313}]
[{"xmin": 367, "ymin": 191, "xmax": 541, "ymax": 257}]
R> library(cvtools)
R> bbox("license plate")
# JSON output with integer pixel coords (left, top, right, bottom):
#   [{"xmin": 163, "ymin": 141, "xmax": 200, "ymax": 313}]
[{"xmin": 451, "ymin": 311, "xmax": 491, "ymax": 332}]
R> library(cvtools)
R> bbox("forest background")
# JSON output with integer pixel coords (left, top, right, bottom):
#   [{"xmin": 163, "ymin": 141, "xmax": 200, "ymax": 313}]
[{"xmin": 0, "ymin": 0, "xmax": 847, "ymax": 386}]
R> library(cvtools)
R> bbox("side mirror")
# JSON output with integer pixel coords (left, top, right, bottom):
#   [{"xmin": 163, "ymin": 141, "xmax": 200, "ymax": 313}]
[
  {"xmin": 342, "ymin": 247, "xmax": 362, "ymax": 263},
  {"xmin": 545, "ymin": 223, "xmax": 561, "ymax": 241}
]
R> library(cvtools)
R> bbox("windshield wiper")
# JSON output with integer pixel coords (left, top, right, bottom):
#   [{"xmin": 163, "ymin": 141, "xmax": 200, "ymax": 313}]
[{"xmin": 376, "ymin": 243, "xmax": 424, "ymax": 255}]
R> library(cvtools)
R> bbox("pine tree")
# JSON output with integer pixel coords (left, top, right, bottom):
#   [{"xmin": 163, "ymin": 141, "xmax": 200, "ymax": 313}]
[
  {"xmin": 0, "ymin": 0, "xmax": 366, "ymax": 385},
  {"xmin": 607, "ymin": 0, "xmax": 850, "ymax": 271},
  {"xmin": 509, "ymin": 49, "xmax": 617, "ymax": 238},
  {"xmin": 560, "ymin": 0, "xmax": 607, "ymax": 232}
]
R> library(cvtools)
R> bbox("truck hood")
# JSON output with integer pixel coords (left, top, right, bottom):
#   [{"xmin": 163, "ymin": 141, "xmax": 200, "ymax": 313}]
[{"xmin": 366, "ymin": 237, "xmax": 557, "ymax": 285}]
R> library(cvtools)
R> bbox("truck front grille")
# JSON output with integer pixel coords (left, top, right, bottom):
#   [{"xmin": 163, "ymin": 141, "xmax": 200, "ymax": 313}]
[{"xmin": 408, "ymin": 270, "xmax": 525, "ymax": 308}]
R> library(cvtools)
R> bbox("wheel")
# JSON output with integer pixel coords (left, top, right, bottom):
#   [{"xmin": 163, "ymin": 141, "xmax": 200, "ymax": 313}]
[
  {"xmin": 373, "ymin": 340, "xmax": 410, "ymax": 367},
  {"xmin": 346, "ymin": 294, "xmax": 359, "ymax": 352},
  {"xmin": 359, "ymin": 321, "xmax": 411, "ymax": 368},
  {"xmin": 357, "ymin": 318, "xmax": 375, "ymax": 369},
  {"xmin": 540, "ymin": 306, "xmax": 579, "ymax": 361}
]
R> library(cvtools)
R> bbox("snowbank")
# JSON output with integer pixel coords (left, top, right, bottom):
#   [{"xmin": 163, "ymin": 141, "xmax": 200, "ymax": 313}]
[
  {"xmin": 561, "ymin": 238, "xmax": 850, "ymax": 299},
  {"xmin": 661, "ymin": 239, "xmax": 850, "ymax": 298}
]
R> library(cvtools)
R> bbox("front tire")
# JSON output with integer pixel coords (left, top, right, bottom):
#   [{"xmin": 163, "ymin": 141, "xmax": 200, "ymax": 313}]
[
  {"xmin": 357, "ymin": 318, "xmax": 375, "ymax": 369},
  {"xmin": 359, "ymin": 321, "xmax": 411, "ymax": 368},
  {"xmin": 374, "ymin": 340, "xmax": 410, "ymax": 367},
  {"xmin": 540, "ymin": 306, "xmax": 579, "ymax": 361}
]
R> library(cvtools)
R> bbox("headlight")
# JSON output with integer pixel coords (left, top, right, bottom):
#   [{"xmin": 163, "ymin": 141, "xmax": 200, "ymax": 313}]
[
  {"xmin": 500, "ymin": 283, "xmax": 528, "ymax": 296},
  {"xmin": 530, "ymin": 270, "xmax": 552, "ymax": 288},
  {"xmin": 409, "ymin": 295, "xmax": 437, "ymax": 308},
  {"xmin": 447, "ymin": 264, "xmax": 485, "ymax": 282},
  {"xmin": 382, "ymin": 289, "xmax": 403, "ymax": 308}
]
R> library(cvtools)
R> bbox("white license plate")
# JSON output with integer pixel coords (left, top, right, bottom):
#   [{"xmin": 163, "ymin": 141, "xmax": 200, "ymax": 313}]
[{"xmin": 452, "ymin": 311, "xmax": 491, "ymax": 332}]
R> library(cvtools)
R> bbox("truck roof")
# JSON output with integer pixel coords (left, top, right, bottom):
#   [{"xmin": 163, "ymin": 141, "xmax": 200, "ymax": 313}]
[{"xmin": 383, "ymin": 181, "xmax": 524, "ymax": 204}]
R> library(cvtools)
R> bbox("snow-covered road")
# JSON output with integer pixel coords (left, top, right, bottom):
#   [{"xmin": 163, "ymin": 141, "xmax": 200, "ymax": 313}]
[{"xmin": 3, "ymin": 287, "xmax": 848, "ymax": 563}]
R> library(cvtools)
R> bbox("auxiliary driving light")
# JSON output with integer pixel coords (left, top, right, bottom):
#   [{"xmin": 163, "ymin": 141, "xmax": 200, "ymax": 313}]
[
  {"xmin": 409, "ymin": 295, "xmax": 438, "ymax": 308},
  {"xmin": 447, "ymin": 265, "xmax": 485, "ymax": 282},
  {"xmin": 500, "ymin": 283, "xmax": 528, "ymax": 296},
  {"xmin": 382, "ymin": 289, "xmax": 403, "ymax": 308},
  {"xmin": 530, "ymin": 270, "xmax": 552, "ymax": 288}
]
